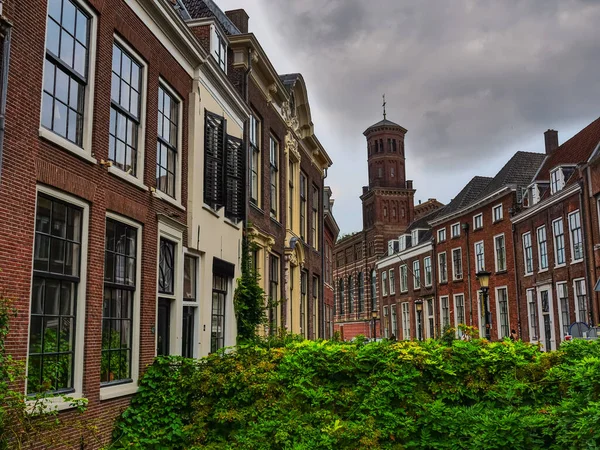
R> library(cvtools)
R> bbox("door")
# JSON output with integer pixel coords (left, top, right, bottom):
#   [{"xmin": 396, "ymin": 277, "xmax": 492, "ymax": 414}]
[
  {"xmin": 537, "ymin": 287, "xmax": 555, "ymax": 351},
  {"xmin": 157, "ymin": 298, "xmax": 171, "ymax": 356}
]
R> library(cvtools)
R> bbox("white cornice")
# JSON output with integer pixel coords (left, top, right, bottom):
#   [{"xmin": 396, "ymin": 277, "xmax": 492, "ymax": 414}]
[
  {"xmin": 511, "ymin": 183, "xmax": 580, "ymax": 224},
  {"xmin": 376, "ymin": 242, "xmax": 432, "ymax": 270}
]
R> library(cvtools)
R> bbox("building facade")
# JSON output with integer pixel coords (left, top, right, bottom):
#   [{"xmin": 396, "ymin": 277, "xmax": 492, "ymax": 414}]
[{"xmin": 324, "ymin": 187, "xmax": 339, "ymax": 339}]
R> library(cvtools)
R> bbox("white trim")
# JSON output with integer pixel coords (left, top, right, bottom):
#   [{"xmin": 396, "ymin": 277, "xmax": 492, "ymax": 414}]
[
  {"xmin": 492, "ymin": 203, "xmax": 503, "ymax": 222},
  {"xmin": 111, "ymin": 34, "xmax": 149, "ymax": 184},
  {"xmin": 473, "ymin": 213, "xmax": 483, "ymax": 230},
  {"xmin": 389, "ymin": 268, "xmax": 396, "ymax": 295},
  {"xmin": 536, "ymin": 285, "xmax": 555, "ymax": 351},
  {"xmin": 512, "ymin": 183, "xmax": 580, "ymax": 224},
  {"xmin": 153, "ymin": 188, "xmax": 186, "ymax": 211},
  {"xmin": 536, "ymin": 225, "xmax": 548, "ymax": 271},
  {"xmin": 526, "ymin": 288, "xmax": 538, "ymax": 343},
  {"xmin": 401, "ymin": 302, "xmax": 410, "ymax": 340},
  {"xmin": 412, "ymin": 259, "xmax": 421, "ymax": 289},
  {"xmin": 555, "ymin": 281, "xmax": 570, "ymax": 340},
  {"xmin": 437, "ymin": 251, "xmax": 447, "ymax": 283},
  {"xmin": 40, "ymin": 0, "xmax": 98, "ymax": 160},
  {"xmin": 424, "ymin": 256, "xmax": 432, "ymax": 287},
  {"xmin": 494, "ymin": 286, "xmax": 510, "ymax": 340},
  {"xmin": 399, "ymin": 265, "xmax": 408, "ymax": 293},
  {"xmin": 381, "ymin": 271, "xmax": 388, "ymax": 297},
  {"xmin": 390, "ymin": 304, "xmax": 398, "ymax": 338},
  {"xmin": 573, "ymin": 277, "xmax": 588, "ymax": 323},
  {"xmin": 474, "ymin": 240, "xmax": 485, "ymax": 272},
  {"xmin": 476, "ymin": 289, "xmax": 485, "ymax": 338},
  {"xmin": 522, "ymin": 232, "xmax": 533, "ymax": 275},
  {"xmin": 376, "ymin": 241, "xmax": 432, "ymax": 269},
  {"xmin": 451, "ymin": 222, "xmax": 461, "ymax": 238},
  {"xmin": 425, "ymin": 298, "xmax": 435, "ymax": 339},
  {"xmin": 453, "ymin": 293, "xmax": 465, "ymax": 337},
  {"xmin": 451, "ymin": 247, "xmax": 462, "ymax": 281},
  {"xmin": 437, "ymin": 227, "xmax": 446, "ymax": 243},
  {"xmin": 439, "ymin": 295, "xmax": 450, "ymax": 330},
  {"xmin": 26, "ymin": 185, "xmax": 90, "ymax": 407},
  {"xmin": 567, "ymin": 210, "xmax": 584, "ymax": 263},
  {"xmin": 493, "ymin": 233, "xmax": 506, "ymax": 272},
  {"xmin": 552, "ymin": 218, "xmax": 566, "ymax": 267},
  {"xmin": 100, "ymin": 212, "xmax": 143, "ymax": 399}
]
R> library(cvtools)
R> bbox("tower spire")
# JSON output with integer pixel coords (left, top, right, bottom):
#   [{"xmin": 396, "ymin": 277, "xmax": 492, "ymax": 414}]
[{"xmin": 382, "ymin": 94, "xmax": 387, "ymax": 120}]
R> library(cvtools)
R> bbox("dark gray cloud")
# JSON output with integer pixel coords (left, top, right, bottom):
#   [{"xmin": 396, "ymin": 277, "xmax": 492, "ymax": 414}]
[{"xmin": 216, "ymin": 0, "xmax": 600, "ymax": 233}]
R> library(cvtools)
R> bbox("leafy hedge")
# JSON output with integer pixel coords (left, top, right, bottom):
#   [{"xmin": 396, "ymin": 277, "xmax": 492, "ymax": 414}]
[{"xmin": 111, "ymin": 338, "xmax": 600, "ymax": 449}]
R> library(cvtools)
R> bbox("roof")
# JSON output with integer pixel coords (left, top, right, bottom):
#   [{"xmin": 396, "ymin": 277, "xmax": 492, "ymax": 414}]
[
  {"xmin": 407, "ymin": 206, "xmax": 446, "ymax": 232},
  {"xmin": 364, "ymin": 119, "xmax": 407, "ymax": 135},
  {"xmin": 280, "ymin": 73, "xmax": 301, "ymax": 91},
  {"xmin": 534, "ymin": 116, "xmax": 600, "ymax": 182},
  {"xmin": 437, "ymin": 176, "xmax": 493, "ymax": 219},
  {"xmin": 181, "ymin": 0, "xmax": 241, "ymax": 35},
  {"xmin": 478, "ymin": 151, "xmax": 546, "ymax": 199}
]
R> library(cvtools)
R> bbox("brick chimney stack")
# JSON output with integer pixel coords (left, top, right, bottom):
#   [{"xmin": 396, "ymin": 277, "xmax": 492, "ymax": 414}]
[
  {"xmin": 544, "ymin": 129, "xmax": 559, "ymax": 154},
  {"xmin": 225, "ymin": 9, "xmax": 249, "ymax": 34}
]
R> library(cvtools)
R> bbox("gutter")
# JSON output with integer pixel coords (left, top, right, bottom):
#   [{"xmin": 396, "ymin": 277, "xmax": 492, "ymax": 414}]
[
  {"xmin": 0, "ymin": 18, "xmax": 11, "ymax": 183},
  {"xmin": 579, "ymin": 180, "xmax": 595, "ymax": 325}
]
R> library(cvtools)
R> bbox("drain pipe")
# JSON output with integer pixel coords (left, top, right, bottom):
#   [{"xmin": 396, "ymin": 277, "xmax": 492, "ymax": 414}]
[
  {"xmin": 511, "ymin": 220, "xmax": 523, "ymax": 338},
  {"xmin": 579, "ymin": 179, "xmax": 595, "ymax": 325},
  {"xmin": 0, "ymin": 16, "xmax": 12, "ymax": 183},
  {"xmin": 464, "ymin": 222, "xmax": 473, "ymax": 326}
]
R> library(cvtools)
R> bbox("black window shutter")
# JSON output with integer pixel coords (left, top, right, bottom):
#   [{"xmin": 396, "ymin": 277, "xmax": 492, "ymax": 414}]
[
  {"xmin": 204, "ymin": 112, "xmax": 225, "ymax": 209},
  {"xmin": 225, "ymin": 135, "xmax": 244, "ymax": 221}
]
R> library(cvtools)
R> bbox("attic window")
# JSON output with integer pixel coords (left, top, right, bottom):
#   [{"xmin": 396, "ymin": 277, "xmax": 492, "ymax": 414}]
[
  {"xmin": 210, "ymin": 25, "xmax": 227, "ymax": 72},
  {"xmin": 550, "ymin": 168, "xmax": 564, "ymax": 194},
  {"xmin": 411, "ymin": 230, "xmax": 418, "ymax": 245}
]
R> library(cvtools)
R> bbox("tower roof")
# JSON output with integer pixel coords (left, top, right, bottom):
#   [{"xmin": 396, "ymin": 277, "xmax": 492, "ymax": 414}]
[{"xmin": 363, "ymin": 119, "xmax": 407, "ymax": 136}]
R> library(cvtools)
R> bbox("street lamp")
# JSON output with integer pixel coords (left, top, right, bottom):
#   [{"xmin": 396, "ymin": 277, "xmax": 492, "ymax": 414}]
[
  {"xmin": 371, "ymin": 309, "xmax": 379, "ymax": 340},
  {"xmin": 415, "ymin": 299, "xmax": 423, "ymax": 340},
  {"xmin": 476, "ymin": 270, "xmax": 492, "ymax": 340}
]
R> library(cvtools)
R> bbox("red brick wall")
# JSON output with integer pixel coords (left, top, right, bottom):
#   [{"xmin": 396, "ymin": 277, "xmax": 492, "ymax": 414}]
[{"xmin": 1, "ymin": 0, "xmax": 192, "ymax": 447}]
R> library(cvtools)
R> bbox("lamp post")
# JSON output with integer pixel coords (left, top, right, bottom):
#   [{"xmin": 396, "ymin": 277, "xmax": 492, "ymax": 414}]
[
  {"xmin": 415, "ymin": 299, "xmax": 423, "ymax": 340},
  {"xmin": 476, "ymin": 270, "xmax": 492, "ymax": 340},
  {"xmin": 371, "ymin": 309, "xmax": 379, "ymax": 340}
]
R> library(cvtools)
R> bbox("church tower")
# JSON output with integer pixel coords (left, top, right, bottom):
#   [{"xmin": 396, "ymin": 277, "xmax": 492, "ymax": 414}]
[{"xmin": 361, "ymin": 112, "xmax": 415, "ymax": 243}]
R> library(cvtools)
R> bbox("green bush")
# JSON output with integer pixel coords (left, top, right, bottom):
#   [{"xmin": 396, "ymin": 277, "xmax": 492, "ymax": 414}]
[{"xmin": 111, "ymin": 339, "xmax": 600, "ymax": 449}]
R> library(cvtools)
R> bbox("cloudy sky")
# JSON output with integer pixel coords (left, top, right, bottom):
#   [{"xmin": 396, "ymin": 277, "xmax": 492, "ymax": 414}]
[{"xmin": 216, "ymin": 0, "xmax": 600, "ymax": 234}]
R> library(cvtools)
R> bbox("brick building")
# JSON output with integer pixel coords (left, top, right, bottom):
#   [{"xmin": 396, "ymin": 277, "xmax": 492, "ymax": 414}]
[
  {"xmin": 333, "ymin": 114, "xmax": 443, "ymax": 340},
  {"xmin": 512, "ymin": 121, "xmax": 600, "ymax": 349},
  {"xmin": 182, "ymin": 0, "xmax": 333, "ymax": 339},
  {"xmin": 0, "ymin": 0, "xmax": 251, "ymax": 446},
  {"xmin": 324, "ymin": 186, "xmax": 339, "ymax": 339}
]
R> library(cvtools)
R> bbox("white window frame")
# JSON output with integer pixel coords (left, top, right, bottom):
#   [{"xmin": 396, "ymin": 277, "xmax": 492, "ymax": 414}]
[
  {"xmin": 100, "ymin": 212, "xmax": 143, "ymax": 400},
  {"xmin": 536, "ymin": 226, "xmax": 548, "ymax": 271},
  {"xmin": 523, "ymin": 232, "xmax": 533, "ymax": 275},
  {"xmin": 182, "ymin": 253, "xmax": 200, "ymax": 359},
  {"xmin": 452, "ymin": 247, "xmax": 462, "ymax": 281},
  {"xmin": 438, "ymin": 252, "xmax": 448, "ymax": 283},
  {"xmin": 424, "ymin": 256, "xmax": 432, "ymax": 287},
  {"xmin": 412, "ymin": 260, "xmax": 421, "ymax": 289},
  {"xmin": 400, "ymin": 265, "xmax": 408, "ymax": 293},
  {"xmin": 573, "ymin": 278, "xmax": 588, "ymax": 323},
  {"xmin": 39, "ymin": 0, "xmax": 98, "ymax": 164},
  {"xmin": 473, "ymin": 213, "xmax": 483, "ymax": 230},
  {"xmin": 383, "ymin": 306, "xmax": 389, "ymax": 338},
  {"xmin": 411, "ymin": 230, "xmax": 419, "ymax": 245},
  {"xmin": 437, "ymin": 227, "xmax": 446, "ymax": 243},
  {"xmin": 451, "ymin": 222, "xmax": 460, "ymax": 238},
  {"xmin": 26, "ymin": 185, "xmax": 90, "ymax": 410},
  {"xmin": 552, "ymin": 218, "xmax": 566, "ymax": 267},
  {"xmin": 453, "ymin": 293, "xmax": 465, "ymax": 337},
  {"xmin": 390, "ymin": 304, "xmax": 398, "ymax": 337},
  {"xmin": 381, "ymin": 271, "xmax": 388, "ymax": 296},
  {"xmin": 474, "ymin": 241, "xmax": 485, "ymax": 273},
  {"xmin": 494, "ymin": 233, "xmax": 507, "ymax": 272},
  {"xmin": 476, "ymin": 289, "xmax": 486, "ymax": 338},
  {"xmin": 536, "ymin": 286, "xmax": 556, "ymax": 351},
  {"xmin": 439, "ymin": 296, "xmax": 450, "ymax": 330},
  {"xmin": 153, "ymin": 79, "xmax": 184, "ymax": 210},
  {"xmin": 555, "ymin": 281, "xmax": 570, "ymax": 338},
  {"xmin": 156, "ymin": 218, "xmax": 185, "ymax": 357},
  {"xmin": 401, "ymin": 302, "xmax": 410, "ymax": 340},
  {"xmin": 495, "ymin": 286, "xmax": 510, "ymax": 340},
  {"xmin": 107, "ymin": 35, "xmax": 149, "ymax": 191},
  {"xmin": 550, "ymin": 167, "xmax": 564, "ymax": 194},
  {"xmin": 526, "ymin": 288, "xmax": 538, "ymax": 343},
  {"xmin": 389, "ymin": 268, "xmax": 396, "ymax": 295},
  {"xmin": 426, "ymin": 298, "xmax": 435, "ymax": 339},
  {"xmin": 210, "ymin": 24, "xmax": 227, "ymax": 72},
  {"xmin": 492, "ymin": 204, "xmax": 503, "ymax": 222},
  {"xmin": 568, "ymin": 210, "xmax": 584, "ymax": 263}
]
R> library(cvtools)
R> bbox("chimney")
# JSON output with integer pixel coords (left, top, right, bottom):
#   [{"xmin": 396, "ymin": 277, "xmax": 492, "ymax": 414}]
[
  {"xmin": 225, "ymin": 9, "xmax": 249, "ymax": 34},
  {"xmin": 544, "ymin": 129, "xmax": 559, "ymax": 154}
]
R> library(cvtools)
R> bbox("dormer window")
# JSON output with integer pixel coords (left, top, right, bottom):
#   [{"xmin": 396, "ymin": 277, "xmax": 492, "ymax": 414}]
[
  {"xmin": 550, "ymin": 168, "xmax": 565, "ymax": 194},
  {"xmin": 210, "ymin": 25, "xmax": 227, "ymax": 72},
  {"xmin": 398, "ymin": 235, "xmax": 408, "ymax": 251},
  {"xmin": 530, "ymin": 183, "xmax": 540, "ymax": 206},
  {"xmin": 411, "ymin": 229, "xmax": 418, "ymax": 245}
]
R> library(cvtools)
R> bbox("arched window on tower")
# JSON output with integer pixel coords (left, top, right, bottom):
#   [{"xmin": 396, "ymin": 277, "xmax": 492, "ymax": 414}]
[
  {"xmin": 377, "ymin": 167, "xmax": 383, "ymax": 178},
  {"xmin": 379, "ymin": 139, "xmax": 384, "ymax": 152},
  {"xmin": 387, "ymin": 138, "xmax": 392, "ymax": 152},
  {"xmin": 392, "ymin": 139, "xmax": 397, "ymax": 152},
  {"xmin": 391, "ymin": 167, "xmax": 395, "ymax": 178},
  {"xmin": 384, "ymin": 206, "xmax": 388, "ymax": 218}
]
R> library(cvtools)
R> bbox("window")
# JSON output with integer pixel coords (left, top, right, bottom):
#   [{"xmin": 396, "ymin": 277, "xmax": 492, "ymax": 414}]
[
  {"xmin": 390, "ymin": 305, "xmax": 398, "ymax": 338},
  {"xmin": 382, "ymin": 271, "xmax": 388, "ymax": 296},
  {"xmin": 156, "ymin": 85, "xmax": 180, "ymax": 198},
  {"xmin": 473, "ymin": 213, "xmax": 483, "ymax": 230},
  {"xmin": 268, "ymin": 255, "xmax": 279, "ymax": 333},
  {"xmin": 474, "ymin": 241, "xmax": 485, "ymax": 272},
  {"xmin": 288, "ymin": 161, "xmax": 294, "ymax": 227},
  {"xmin": 41, "ymin": 0, "xmax": 92, "ymax": 148},
  {"xmin": 389, "ymin": 269, "xmax": 396, "ymax": 295},
  {"xmin": 569, "ymin": 211, "xmax": 583, "ymax": 261},
  {"xmin": 438, "ymin": 252, "xmax": 448, "ymax": 283},
  {"xmin": 101, "ymin": 218, "xmax": 138, "ymax": 385},
  {"xmin": 553, "ymin": 219, "xmax": 566, "ymax": 266},
  {"xmin": 452, "ymin": 248, "xmax": 462, "ymax": 280},
  {"xmin": 157, "ymin": 237, "xmax": 175, "ymax": 357},
  {"xmin": 523, "ymin": 232, "xmax": 533, "ymax": 274},
  {"xmin": 377, "ymin": 167, "xmax": 383, "ymax": 178},
  {"xmin": 440, "ymin": 296, "xmax": 450, "ymax": 329},
  {"xmin": 496, "ymin": 287, "xmax": 509, "ymax": 339},
  {"xmin": 210, "ymin": 24, "xmax": 227, "ymax": 72},
  {"xmin": 211, "ymin": 274, "xmax": 227, "ymax": 352},
  {"xmin": 312, "ymin": 185, "xmax": 319, "ymax": 248},
  {"xmin": 437, "ymin": 228, "xmax": 446, "ymax": 243},
  {"xmin": 556, "ymin": 282, "xmax": 570, "ymax": 337},
  {"xmin": 158, "ymin": 239, "xmax": 175, "ymax": 295},
  {"xmin": 370, "ymin": 270, "xmax": 376, "ymax": 310},
  {"xmin": 300, "ymin": 271, "xmax": 307, "ymax": 338},
  {"xmin": 204, "ymin": 112, "xmax": 244, "ymax": 221},
  {"xmin": 383, "ymin": 306, "xmax": 389, "ymax": 338},
  {"xmin": 454, "ymin": 294, "xmax": 465, "ymax": 337},
  {"xmin": 550, "ymin": 168, "xmax": 564, "ymax": 194},
  {"xmin": 411, "ymin": 230, "xmax": 419, "ymax": 245},
  {"xmin": 413, "ymin": 260, "xmax": 421, "ymax": 289},
  {"xmin": 312, "ymin": 276, "xmax": 318, "ymax": 339},
  {"xmin": 28, "ymin": 192, "xmax": 85, "ymax": 395},
  {"xmin": 358, "ymin": 273, "xmax": 364, "ymax": 312},
  {"xmin": 401, "ymin": 303, "xmax": 410, "ymax": 340},
  {"xmin": 270, "ymin": 137, "xmax": 279, "ymax": 218},
  {"xmin": 300, "ymin": 173, "xmax": 307, "ymax": 240},
  {"xmin": 390, "ymin": 167, "xmax": 395, "ymax": 178},
  {"xmin": 348, "ymin": 275, "xmax": 354, "ymax": 313},
  {"xmin": 182, "ymin": 255, "xmax": 198, "ymax": 359},
  {"xmin": 574, "ymin": 279, "xmax": 587, "ymax": 323},
  {"xmin": 249, "ymin": 114, "xmax": 260, "ymax": 204},
  {"xmin": 494, "ymin": 234, "xmax": 506, "ymax": 272},
  {"xmin": 400, "ymin": 266, "xmax": 408, "ymax": 293},
  {"xmin": 109, "ymin": 42, "xmax": 143, "ymax": 176},
  {"xmin": 537, "ymin": 226, "xmax": 548, "ymax": 270},
  {"xmin": 426, "ymin": 299, "xmax": 435, "ymax": 339},
  {"xmin": 338, "ymin": 279, "xmax": 344, "ymax": 315},
  {"xmin": 451, "ymin": 223, "xmax": 460, "ymax": 238},
  {"xmin": 527, "ymin": 289, "xmax": 539, "ymax": 341},
  {"xmin": 493, "ymin": 204, "xmax": 503, "ymax": 222},
  {"xmin": 424, "ymin": 256, "xmax": 432, "ymax": 287}
]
